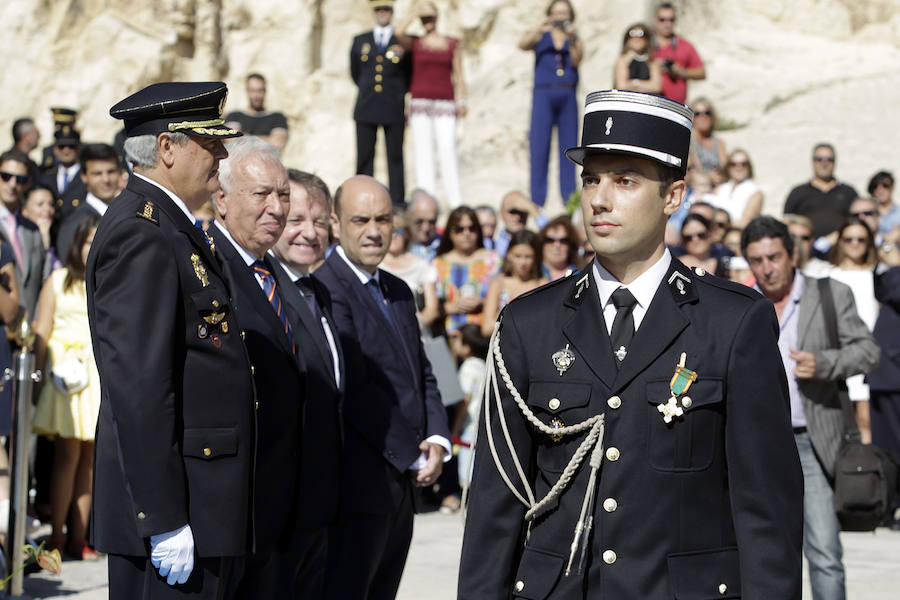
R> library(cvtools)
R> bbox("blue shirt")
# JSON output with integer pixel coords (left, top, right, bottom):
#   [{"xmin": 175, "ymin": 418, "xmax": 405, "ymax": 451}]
[
  {"xmin": 880, "ymin": 203, "xmax": 900, "ymax": 234},
  {"xmin": 533, "ymin": 32, "xmax": 579, "ymax": 87}
]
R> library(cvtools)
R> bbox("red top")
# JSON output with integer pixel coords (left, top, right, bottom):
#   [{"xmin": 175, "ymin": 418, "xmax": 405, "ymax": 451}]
[
  {"xmin": 653, "ymin": 35, "xmax": 704, "ymax": 104},
  {"xmin": 410, "ymin": 36, "xmax": 458, "ymax": 101}
]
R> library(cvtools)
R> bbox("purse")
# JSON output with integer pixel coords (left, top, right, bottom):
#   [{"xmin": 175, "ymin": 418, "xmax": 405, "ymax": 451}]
[
  {"xmin": 819, "ymin": 278, "xmax": 899, "ymax": 531},
  {"xmin": 51, "ymin": 355, "xmax": 90, "ymax": 395}
]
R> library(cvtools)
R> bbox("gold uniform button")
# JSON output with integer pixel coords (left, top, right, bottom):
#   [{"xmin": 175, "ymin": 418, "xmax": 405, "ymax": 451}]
[
  {"xmin": 203, "ymin": 447, "xmax": 212, "ymax": 457},
  {"xmin": 376, "ymin": 55, "xmax": 384, "ymax": 62},
  {"xmin": 603, "ymin": 497, "xmax": 618, "ymax": 512},
  {"xmin": 682, "ymin": 397, "xmax": 693, "ymax": 408},
  {"xmin": 375, "ymin": 74, "xmax": 383, "ymax": 82},
  {"xmin": 137, "ymin": 511, "xmax": 146, "ymax": 520},
  {"xmin": 376, "ymin": 64, "xmax": 383, "ymax": 72},
  {"xmin": 72, "ymin": 199, "xmax": 80, "ymax": 207},
  {"xmin": 374, "ymin": 84, "xmax": 383, "ymax": 92},
  {"xmin": 548, "ymin": 398, "xmax": 560, "ymax": 410},
  {"xmin": 606, "ymin": 447, "xmax": 620, "ymax": 461},
  {"xmin": 719, "ymin": 583, "xmax": 728, "ymax": 595},
  {"xmin": 514, "ymin": 580, "xmax": 524, "ymax": 592},
  {"xmin": 695, "ymin": 267, "xmax": 706, "ymax": 276},
  {"xmin": 602, "ymin": 550, "xmax": 617, "ymax": 564},
  {"xmin": 607, "ymin": 395, "xmax": 621, "ymax": 409},
  {"xmin": 212, "ymin": 300, "xmax": 220, "ymax": 308}
]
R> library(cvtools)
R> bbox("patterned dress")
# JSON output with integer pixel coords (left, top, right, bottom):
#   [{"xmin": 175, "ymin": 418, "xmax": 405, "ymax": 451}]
[{"xmin": 433, "ymin": 251, "xmax": 500, "ymax": 333}]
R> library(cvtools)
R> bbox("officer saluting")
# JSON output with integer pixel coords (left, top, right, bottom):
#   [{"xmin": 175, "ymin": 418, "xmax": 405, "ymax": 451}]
[
  {"xmin": 459, "ymin": 91, "xmax": 803, "ymax": 598},
  {"xmin": 87, "ymin": 82, "xmax": 254, "ymax": 598}
]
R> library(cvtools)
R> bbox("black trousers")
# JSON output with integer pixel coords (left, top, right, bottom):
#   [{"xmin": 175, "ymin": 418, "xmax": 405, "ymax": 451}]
[
  {"xmin": 355, "ymin": 120, "xmax": 405, "ymax": 206},
  {"xmin": 323, "ymin": 483, "xmax": 414, "ymax": 600},
  {"xmin": 107, "ymin": 554, "xmax": 233, "ymax": 600},
  {"xmin": 230, "ymin": 527, "xmax": 328, "ymax": 599}
]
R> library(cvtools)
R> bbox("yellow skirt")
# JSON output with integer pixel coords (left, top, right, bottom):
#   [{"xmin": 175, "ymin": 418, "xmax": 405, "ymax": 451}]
[{"xmin": 32, "ymin": 341, "xmax": 101, "ymax": 441}]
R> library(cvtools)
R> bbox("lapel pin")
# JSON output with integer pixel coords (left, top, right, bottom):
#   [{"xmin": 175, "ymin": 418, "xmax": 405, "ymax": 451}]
[
  {"xmin": 552, "ymin": 344, "xmax": 576, "ymax": 376},
  {"xmin": 549, "ymin": 417, "xmax": 565, "ymax": 442},
  {"xmin": 191, "ymin": 254, "xmax": 209, "ymax": 287},
  {"xmin": 615, "ymin": 345, "xmax": 627, "ymax": 362}
]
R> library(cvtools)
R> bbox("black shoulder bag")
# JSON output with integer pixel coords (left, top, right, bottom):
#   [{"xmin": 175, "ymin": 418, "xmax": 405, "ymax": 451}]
[{"xmin": 819, "ymin": 278, "xmax": 898, "ymax": 531}]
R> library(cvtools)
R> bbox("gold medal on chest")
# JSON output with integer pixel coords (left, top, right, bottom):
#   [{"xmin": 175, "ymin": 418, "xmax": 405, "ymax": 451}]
[
  {"xmin": 552, "ymin": 344, "xmax": 575, "ymax": 376},
  {"xmin": 657, "ymin": 352, "xmax": 698, "ymax": 424},
  {"xmin": 191, "ymin": 254, "xmax": 209, "ymax": 287},
  {"xmin": 549, "ymin": 417, "xmax": 565, "ymax": 442}
]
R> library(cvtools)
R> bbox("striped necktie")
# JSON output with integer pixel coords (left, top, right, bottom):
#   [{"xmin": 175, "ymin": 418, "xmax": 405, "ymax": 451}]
[{"xmin": 252, "ymin": 260, "xmax": 298, "ymax": 365}]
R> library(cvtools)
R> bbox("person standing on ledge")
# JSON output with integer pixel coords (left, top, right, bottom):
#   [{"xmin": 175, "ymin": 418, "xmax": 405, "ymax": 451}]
[{"xmin": 459, "ymin": 90, "xmax": 802, "ymax": 599}]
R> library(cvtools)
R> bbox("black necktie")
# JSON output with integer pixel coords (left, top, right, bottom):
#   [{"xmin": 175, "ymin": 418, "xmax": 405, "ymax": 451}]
[
  {"xmin": 609, "ymin": 288, "xmax": 637, "ymax": 366},
  {"xmin": 366, "ymin": 278, "xmax": 400, "ymax": 336}
]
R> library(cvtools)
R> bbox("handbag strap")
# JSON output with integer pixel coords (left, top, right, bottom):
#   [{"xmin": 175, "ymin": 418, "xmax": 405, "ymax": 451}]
[{"xmin": 816, "ymin": 277, "xmax": 859, "ymax": 437}]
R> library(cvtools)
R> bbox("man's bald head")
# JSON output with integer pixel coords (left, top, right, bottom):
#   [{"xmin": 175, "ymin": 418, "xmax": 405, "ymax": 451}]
[
  {"xmin": 334, "ymin": 175, "xmax": 394, "ymax": 273},
  {"xmin": 408, "ymin": 188, "xmax": 439, "ymax": 245}
]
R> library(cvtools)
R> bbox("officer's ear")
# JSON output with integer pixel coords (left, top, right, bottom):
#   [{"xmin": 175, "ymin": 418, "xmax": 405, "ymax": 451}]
[
  {"xmin": 662, "ymin": 179, "xmax": 686, "ymax": 217},
  {"xmin": 157, "ymin": 133, "xmax": 179, "ymax": 169}
]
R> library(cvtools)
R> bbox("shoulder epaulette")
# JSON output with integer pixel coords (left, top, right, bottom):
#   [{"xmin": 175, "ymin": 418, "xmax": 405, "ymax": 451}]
[
  {"xmin": 689, "ymin": 266, "xmax": 759, "ymax": 299},
  {"xmin": 136, "ymin": 200, "xmax": 159, "ymax": 225},
  {"xmin": 516, "ymin": 267, "xmax": 583, "ymax": 304}
]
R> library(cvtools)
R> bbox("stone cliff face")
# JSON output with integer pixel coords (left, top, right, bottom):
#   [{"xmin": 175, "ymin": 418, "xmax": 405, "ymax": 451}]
[{"xmin": 4, "ymin": 0, "xmax": 900, "ymax": 215}]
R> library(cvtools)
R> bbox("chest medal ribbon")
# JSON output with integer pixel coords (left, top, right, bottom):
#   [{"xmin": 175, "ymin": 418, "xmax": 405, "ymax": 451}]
[{"xmin": 658, "ymin": 352, "xmax": 697, "ymax": 424}]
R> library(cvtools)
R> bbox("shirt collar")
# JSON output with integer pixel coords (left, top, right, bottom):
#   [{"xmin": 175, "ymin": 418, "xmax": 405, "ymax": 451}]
[
  {"xmin": 273, "ymin": 252, "xmax": 303, "ymax": 282},
  {"xmin": 0, "ymin": 204, "xmax": 11, "ymax": 219},
  {"xmin": 753, "ymin": 269, "xmax": 803, "ymax": 305},
  {"xmin": 132, "ymin": 172, "xmax": 196, "ymax": 224},
  {"xmin": 592, "ymin": 249, "xmax": 672, "ymax": 311},
  {"xmin": 85, "ymin": 192, "xmax": 108, "ymax": 216},
  {"xmin": 59, "ymin": 163, "xmax": 80, "ymax": 177},
  {"xmin": 336, "ymin": 244, "xmax": 380, "ymax": 286},
  {"xmin": 374, "ymin": 24, "xmax": 394, "ymax": 38},
  {"xmin": 213, "ymin": 220, "xmax": 261, "ymax": 267}
]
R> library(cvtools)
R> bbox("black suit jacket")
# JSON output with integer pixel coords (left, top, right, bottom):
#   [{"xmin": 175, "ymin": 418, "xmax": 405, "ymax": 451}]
[
  {"xmin": 209, "ymin": 225, "xmax": 305, "ymax": 554},
  {"xmin": 867, "ymin": 265, "xmax": 900, "ymax": 392},
  {"xmin": 275, "ymin": 264, "xmax": 345, "ymax": 530},
  {"xmin": 56, "ymin": 201, "xmax": 101, "ymax": 261},
  {"xmin": 314, "ymin": 251, "xmax": 449, "ymax": 514},
  {"xmin": 87, "ymin": 175, "xmax": 255, "ymax": 558},
  {"xmin": 350, "ymin": 30, "xmax": 411, "ymax": 125},
  {"xmin": 40, "ymin": 167, "xmax": 87, "ymax": 221},
  {"xmin": 0, "ymin": 213, "xmax": 46, "ymax": 318},
  {"xmin": 459, "ymin": 261, "xmax": 803, "ymax": 599}
]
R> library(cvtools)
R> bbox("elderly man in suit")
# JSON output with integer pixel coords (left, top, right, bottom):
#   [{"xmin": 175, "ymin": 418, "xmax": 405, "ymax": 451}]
[
  {"xmin": 88, "ymin": 82, "xmax": 254, "ymax": 598},
  {"xmin": 316, "ymin": 174, "xmax": 450, "ymax": 599},
  {"xmin": 350, "ymin": 0, "xmax": 411, "ymax": 205},
  {"xmin": 0, "ymin": 150, "xmax": 46, "ymax": 318},
  {"xmin": 743, "ymin": 215, "xmax": 879, "ymax": 600},
  {"xmin": 460, "ymin": 91, "xmax": 803, "ymax": 599},
  {"xmin": 270, "ymin": 168, "xmax": 343, "ymax": 598},
  {"xmin": 205, "ymin": 136, "xmax": 308, "ymax": 598}
]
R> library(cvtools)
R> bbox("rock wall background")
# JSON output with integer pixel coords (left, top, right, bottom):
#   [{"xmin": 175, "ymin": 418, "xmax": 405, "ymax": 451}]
[{"xmin": 4, "ymin": 0, "xmax": 900, "ymax": 215}]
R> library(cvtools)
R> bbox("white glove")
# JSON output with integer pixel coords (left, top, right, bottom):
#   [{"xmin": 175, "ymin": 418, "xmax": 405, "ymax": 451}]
[{"xmin": 150, "ymin": 524, "xmax": 195, "ymax": 586}]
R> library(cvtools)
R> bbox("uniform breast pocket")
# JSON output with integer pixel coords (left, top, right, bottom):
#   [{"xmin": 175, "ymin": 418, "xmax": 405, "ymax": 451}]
[
  {"xmin": 527, "ymin": 380, "xmax": 593, "ymax": 475},
  {"xmin": 646, "ymin": 378, "xmax": 723, "ymax": 472}
]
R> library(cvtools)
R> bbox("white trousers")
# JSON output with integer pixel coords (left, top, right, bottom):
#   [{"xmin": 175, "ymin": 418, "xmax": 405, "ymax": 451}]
[{"xmin": 410, "ymin": 106, "xmax": 462, "ymax": 208}]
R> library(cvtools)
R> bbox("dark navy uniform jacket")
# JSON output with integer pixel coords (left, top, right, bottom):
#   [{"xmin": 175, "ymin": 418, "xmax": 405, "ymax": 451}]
[
  {"xmin": 87, "ymin": 175, "xmax": 256, "ymax": 558},
  {"xmin": 350, "ymin": 30, "xmax": 411, "ymax": 125},
  {"xmin": 459, "ymin": 259, "xmax": 803, "ymax": 599}
]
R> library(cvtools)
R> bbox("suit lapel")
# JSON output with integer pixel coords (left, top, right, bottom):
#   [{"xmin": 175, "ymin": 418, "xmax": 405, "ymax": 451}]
[
  {"xmin": 271, "ymin": 259, "xmax": 334, "ymax": 376},
  {"xmin": 797, "ymin": 275, "xmax": 818, "ymax": 348},
  {"xmin": 562, "ymin": 274, "xmax": 618, "ymax": 389}
]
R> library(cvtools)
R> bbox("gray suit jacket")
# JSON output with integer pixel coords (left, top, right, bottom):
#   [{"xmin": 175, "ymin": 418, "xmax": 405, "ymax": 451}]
[
  {"xmin": 797, "ymin": 275, "xmax": 880, "ymax": 476},
  {"xmin": 0, "ymin": 214, "xmax": 47, "ymax": 318}
]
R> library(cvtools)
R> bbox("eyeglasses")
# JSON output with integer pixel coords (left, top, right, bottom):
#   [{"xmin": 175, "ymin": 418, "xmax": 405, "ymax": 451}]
[
  {"xmin": 694, "ymin": 110, "xmax": 712, "ymax": 116},
  {"xmin": 420, "ymin": 16, "xmax": 436, "ymax": 24},
  {"xmin": 876, "ymin": 181, "xmax": 894, "ymax": 189},
  {"xmin": 850, "ymin": 210, "xmax": 877, "ymax": 218},
  {"xmin": 792, "ymin": 234, "xmax": 812, "ymax": 242},
  {"xmin": 414, "ymin": 218, "xmax": 437, "ymax": 226},
  {"xmin": 840, "ymin": 237, "xmax": 867, "ymax": 244},
  {"xmin": 0, "ymin": 172, "xmax": 28, "ymax": 185},
  {"xmin": 628, "ymin": 29, "xmax": 645, "ymax": 38},
  {"xmin": 452, "ymin": 225, "xmax": 477, "ymax": 234},
  {"xmin": 657, "ymin": 16, "xmax": 676, "ymax": 23},
  {"xmin": 729, "ymin": 160, "xmax": 749, "ymax": 167},
  {"xmin": 544, "ymin": 236, "xmax": 568, "ymax": 245},
  {"xmin": 683, "ymin": 232, "xmax": 708, "ymax": 242},
  {"xmin": 56, "ymin": 144, "xmax": 78, "ymax": 150},
  {"xmin": 813, "ymin": 156, "xmax": 835, "ymax": 163}
]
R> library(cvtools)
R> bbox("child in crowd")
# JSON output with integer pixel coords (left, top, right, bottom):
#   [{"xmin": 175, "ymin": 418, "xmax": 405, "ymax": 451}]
[{"xmin": 449, "ymin": 324, "xmax": 490, "ymax": 495}]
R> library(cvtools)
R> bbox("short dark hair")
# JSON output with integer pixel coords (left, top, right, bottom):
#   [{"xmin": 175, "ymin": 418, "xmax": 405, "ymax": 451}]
[
  {"xmin": 502, "ymin": 230, "xmax": 542, "ymax": 279},
  {"xmin": 740, "ymin": 215, "xmax": 794, "ymax": 258},
  {"xmin": 681, "ymin": 213, "xmax": 711, "ymax": 235},
  {"xmin": 657, "ymin": 163, "xmax": 683, "ymax": 196},
  {"xmin": 246, "ymin": 73, "xmax": 266, "ymax": 84},
  {"xmin": 436, "ymin": 206, "xmax": 484, "ymax": 256},
  {"xmin": 458, "ymin": 324, "xmax": 490, "ymax": 360},
  {"xmin": 11, "ymin": 118, "xmax": 34, "ymax": 143},
  {"xmin": 287, "ymin": 168, "xmax": 332, "ymax": 214},
  {"xmin": 812, "ymin": 143, "xmax": 835, "ymax": 158},
  {"xmin": 867, "ymin": 170, "xmax": 894, "ymax": 195},
  {"xmin": 0, "ymin": 151, "xmax": 29, "ymax": 172},
  {"xmin": 656, "ymin": 2, "xmax": 676, "ymax": 13},
  {"xmin": 24, "ymin": 183, "xmax": 57, "ymax": 205},
  {"xmin": 79, "ymin": 143, "xmax": 120, "ymax": 172}
]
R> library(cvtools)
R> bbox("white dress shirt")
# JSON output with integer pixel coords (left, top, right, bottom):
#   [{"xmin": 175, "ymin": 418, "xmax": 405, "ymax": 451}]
[
  {"xmin": 591, "ymin": 249, "xmax": 672, "ymax": 334},
  {"xmin": 85, "ymin": 192, "xmax": 109, "ymax": 216},
  {"xmin": 57, "ymin": 163, "xmax": 80, "ymax": 194},
  {"xmin": 373, "ymin": 24, "xmax": 394, "ymax": 48}
]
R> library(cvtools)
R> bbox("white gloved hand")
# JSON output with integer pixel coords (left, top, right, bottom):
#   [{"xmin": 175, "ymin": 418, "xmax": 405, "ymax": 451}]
[{"xmin": 149, "ymin": 524, "xmax": 195, "ymax": 586}]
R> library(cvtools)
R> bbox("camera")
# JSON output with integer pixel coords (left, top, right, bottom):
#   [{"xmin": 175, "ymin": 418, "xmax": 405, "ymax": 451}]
[
  {"xmin": 551, "ymin": 19, "xmax": 570, "ymax": 29},
  {"xmin": 663, "ymin": 58, "xmax": 675, "ymax": 71}
]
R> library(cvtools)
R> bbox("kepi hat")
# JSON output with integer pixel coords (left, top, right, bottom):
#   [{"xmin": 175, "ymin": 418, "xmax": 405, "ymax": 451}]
[
  {"xmin": 566, "ymin": 90, "xmax": 694, "ymax": 176},
  {"xmin": 369, "ymin": 0, "xmax": 395, "ymax": 9},
  {"xmin": 54, "ymin": 125, "xmax": 80, "ymax": 146},
  {"xmin": 110, "ymin": 81, "xmax": 241, "ymax": 139},
  {"xmin": 50, "ymin": 107, "xmax": 77, "ymax": 125}
]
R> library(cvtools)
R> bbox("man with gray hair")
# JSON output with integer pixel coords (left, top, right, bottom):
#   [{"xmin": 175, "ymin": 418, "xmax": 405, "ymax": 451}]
[
  {"xmin": 87, "ymin": 82, "xmax": 254, "ymax": 599},
  {"xmin": 408, "ymin": 187, "xmax": 440, "ymax": 261},
  {"xmin": 206, "ymin": 136, "xmax": 309, "ymax": 598}
]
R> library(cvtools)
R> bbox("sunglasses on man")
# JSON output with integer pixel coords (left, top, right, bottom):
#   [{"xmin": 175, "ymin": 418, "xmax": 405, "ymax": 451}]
[{"xmin": 0, "ymin": 172, "xmax": 29, "ymax": 185}]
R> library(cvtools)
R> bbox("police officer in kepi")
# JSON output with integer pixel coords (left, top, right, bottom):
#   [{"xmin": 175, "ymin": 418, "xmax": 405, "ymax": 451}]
[
  {"xmin": 458, "ymin": 90, "xmax": 804, "ymax": 599},
  {"xmin": 350, "ymin": 0, "xmax": 411, "ymax": 206},
  {"xmin": 87, "ymin": 82, "xmax": 255, "ymax": 599}
]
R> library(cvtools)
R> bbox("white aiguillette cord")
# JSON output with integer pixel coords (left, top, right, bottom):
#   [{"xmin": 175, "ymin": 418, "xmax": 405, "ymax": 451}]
[{"xmin": 463, "ymin": 319, "xmax": 605, "ymax": 576}]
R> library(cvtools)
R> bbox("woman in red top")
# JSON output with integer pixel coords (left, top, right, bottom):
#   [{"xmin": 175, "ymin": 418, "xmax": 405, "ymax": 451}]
[{"xmin": 396, "ymin": 2, "xmax": 467, "ymax": 208}]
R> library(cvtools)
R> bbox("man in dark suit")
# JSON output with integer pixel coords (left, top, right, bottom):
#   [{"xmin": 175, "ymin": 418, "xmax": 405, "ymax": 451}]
[
  {"xmin": 743, "ymin": 215, "xmax": 879, "ymax": 600},
  {"xmin": 317, "ymin": 175, "xmax": 450, "ymax": 599},
  {"xmin": 0, "ymin": 151, "xmax": 46, "ymax": 318},
  {"xmin": 271, "ymin": 168, "xmax": 343, "ymax": 598},
  {"xmin": 350, "ymin": 0, "xmax": 411, "ymax": 205},
  {"xmin": 87, "ymin": 82, "xmax": 254, "ymax": 599},
  {"xmin": 206, "ymin": 136, "xmax": 305, "ymax": 598},
  {"xmin": 459, "ymin": 91, "xmax": 803, "ymax": 598},
  {"xmin": 55, "ymin": 143, "xmax": 122, "ymax": 260},
  {"xmin": 39, "ymin": 125, "xmax": 87, "ymax": 221}
]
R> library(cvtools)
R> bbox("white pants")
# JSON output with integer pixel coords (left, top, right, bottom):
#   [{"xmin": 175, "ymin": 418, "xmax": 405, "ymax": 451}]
[{"xmin": 410, "ymin": 101, "xmax": 462, "ymax": 208}]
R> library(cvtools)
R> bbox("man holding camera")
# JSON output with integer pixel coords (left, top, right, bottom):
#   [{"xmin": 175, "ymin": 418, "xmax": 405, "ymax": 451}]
[{"xmin": 653, "ymin": 2, "xmax": 705, "ymax": 103}]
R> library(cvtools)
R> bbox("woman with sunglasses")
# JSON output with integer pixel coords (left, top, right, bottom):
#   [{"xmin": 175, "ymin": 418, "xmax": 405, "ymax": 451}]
[
  {"xmin": 711, "ymin": 148, "xmax": 763, "ymax": 228},
  {"xmin": 395, "ymin": 2, "xmax": 466, "ymax": 208},
  {"xmin": 613, "ymin": 23, "xmax": 661, "ymax": 93},
  {"xmin": 827, "ymin": 218, "xmax": 880, "ymax": 443},
  {"xmin": 380, "ymin": 209, "xmax": 440, "ymax": 328},
  {"xmin": 432, "ymin": 207, "xmax": 500, "ymax": 334},
  {"xmin": 539, "ymin": 215, "xmax": 579, "ymax": 281},
  {"xmin": 481, "ymin": 230, "xmax": 546, "ymax": 338},
  {"xmin": 678, "ymin": 214, "xmax": 727, "ymax": 278},
  {"xmin": 687, "ymin": 97, "xmax": 728, "ymax": 184}
]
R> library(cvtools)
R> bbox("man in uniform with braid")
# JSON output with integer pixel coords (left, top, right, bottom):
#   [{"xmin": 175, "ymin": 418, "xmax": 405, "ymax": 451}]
[{"xmin": 459, "ymin": 90, "xmax": 803, "ymax": 599}]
